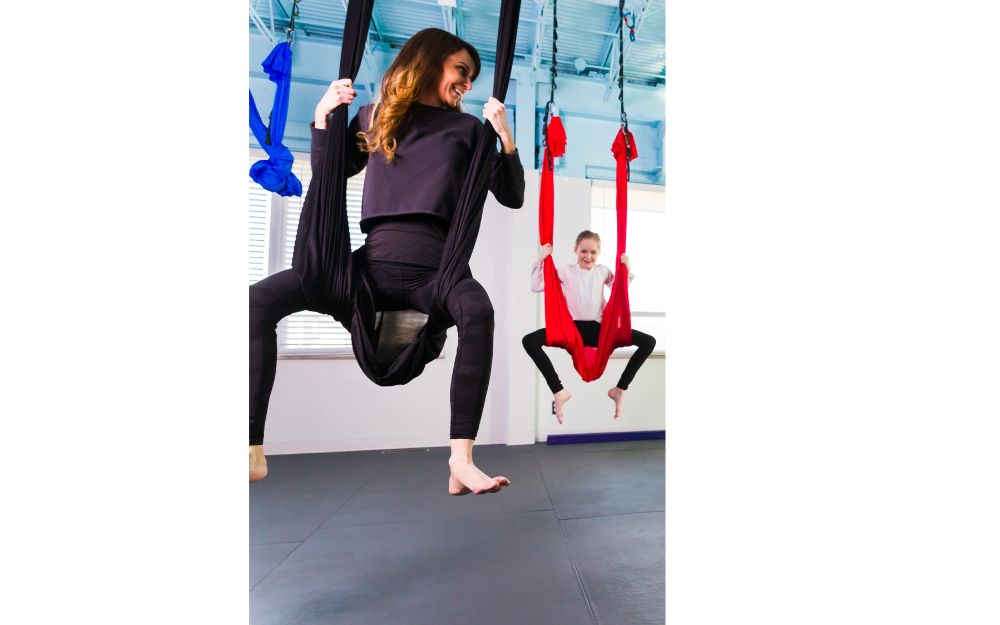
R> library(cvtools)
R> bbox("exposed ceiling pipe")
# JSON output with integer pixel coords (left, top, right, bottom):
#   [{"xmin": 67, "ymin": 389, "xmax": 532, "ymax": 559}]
[{"xmin": 249, "ymin": 0, "xmax": 278, "ymax": 46}]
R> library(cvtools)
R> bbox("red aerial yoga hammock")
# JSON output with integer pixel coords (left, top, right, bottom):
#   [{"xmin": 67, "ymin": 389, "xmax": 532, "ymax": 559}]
[
  {"xmin": 538, "ymin": 0, "xmax": 638, "ymax": 382},
  {"xmin": 538, "ymin": 119, "xmax": 638, "ymax": 382}
]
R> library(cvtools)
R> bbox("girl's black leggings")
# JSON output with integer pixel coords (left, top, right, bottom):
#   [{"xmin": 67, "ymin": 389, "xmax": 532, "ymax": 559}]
[
  {"xmin": 249, "ymin": 259, "xmax": 494, "ymax": 445},
  {"xmin": 521, "ymin": 321, "xmax": 656, "ymax": 394}
]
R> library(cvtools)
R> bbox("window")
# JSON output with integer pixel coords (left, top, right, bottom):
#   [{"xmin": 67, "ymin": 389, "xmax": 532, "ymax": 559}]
[
  {"xmin": 249, "ymin": 149, "xmax": 366, "ymax": 355},
  {"xmin": 248, "ymin": 171, "xmax": 271, "ymax": 285},
  {"xmin": 590, "ymin": 181, "xmax": 666, "ymax": 352}
]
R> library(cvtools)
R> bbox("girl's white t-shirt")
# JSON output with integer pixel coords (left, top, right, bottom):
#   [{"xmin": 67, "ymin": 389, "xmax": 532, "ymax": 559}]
[{"xmin": 530, "ymin": 261, "xmax": 634, "ymax": 322}]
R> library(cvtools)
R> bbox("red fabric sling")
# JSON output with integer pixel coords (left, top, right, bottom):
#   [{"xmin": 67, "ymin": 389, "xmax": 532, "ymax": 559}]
[{"xmin": 538, "ymin": 117, "xmax": 639, "ymax": 381}]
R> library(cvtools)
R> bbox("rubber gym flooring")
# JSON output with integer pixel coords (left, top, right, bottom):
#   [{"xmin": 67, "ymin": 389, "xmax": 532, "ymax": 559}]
[{"xmin": 250, "ymin": 440, "xmax": 664, "ymax": 625}]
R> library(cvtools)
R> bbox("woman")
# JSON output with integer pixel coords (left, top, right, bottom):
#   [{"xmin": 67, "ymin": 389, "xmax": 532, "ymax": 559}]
[{"xmin": 249, "ymin": 29, "xmax": 524, "ymax": 495}]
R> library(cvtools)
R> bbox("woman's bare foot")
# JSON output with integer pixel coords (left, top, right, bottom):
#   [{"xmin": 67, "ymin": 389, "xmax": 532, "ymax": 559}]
[
  {"xmin": 448, "ymin": 473, "xmax": 472, "ymax": 495},
  {"xmin": 447, "ymin": 458, "xmax": 511, "ymax": 496},
  {"xmin": 608, "ymin": 387, "xmax": 625, "ymax": 419},
  {"xmin": 554, "ymin": 388, "xmax": 572, "ymax": 424},
  {"xmin": 250, "ymin": 445, "xmax": 268, "ymax": 482}
]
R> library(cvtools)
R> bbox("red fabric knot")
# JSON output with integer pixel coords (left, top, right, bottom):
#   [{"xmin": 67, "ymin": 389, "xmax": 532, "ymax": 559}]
[
  {"xmin": 547, "ymin": 116, "xmax": 567, "ymax": 158},
  {"xmin": 611, "ymin": 128, "xmax": 639, "ymax": 162}
]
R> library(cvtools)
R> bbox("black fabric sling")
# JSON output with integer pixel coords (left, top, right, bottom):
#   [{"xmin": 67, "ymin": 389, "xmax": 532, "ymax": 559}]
[{"xmin": 291, "ymin": 0, "xmax": 522, "ymax": 386}]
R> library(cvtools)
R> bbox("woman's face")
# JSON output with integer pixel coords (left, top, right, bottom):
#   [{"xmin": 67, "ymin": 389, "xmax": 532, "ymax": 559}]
[
  {"xmin": 432, "ymin": 49, "xmax": 475, "ymax": 108},
  {"xmin": 575, "ymin": 238, "xmax": 601, "ymax": 270}
]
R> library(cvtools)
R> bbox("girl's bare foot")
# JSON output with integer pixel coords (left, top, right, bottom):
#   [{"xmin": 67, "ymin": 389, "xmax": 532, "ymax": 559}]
[
  {"xmin": 608, "ymin": 387, "xmax": 625, "ymax": 419},
  {"xmin": 447, "ymin": 458, "xmax": 511, "ymax": 496},
  {"xmin": 554, "ymin": 389, "xmax": 572, "ymax": 424},
  {"xmin": 250, "ymin": 445, "xmax": 268, "ymax": 482}
]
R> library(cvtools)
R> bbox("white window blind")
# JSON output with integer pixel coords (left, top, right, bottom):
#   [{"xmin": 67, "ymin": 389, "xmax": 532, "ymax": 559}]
[
  {"xmin": 249, "ymin": 149, "xmax": 367, "ymax": 355},
  {"xmin": 248, "ymin": 171, "xmax": 271, "ymax": 285},
  {"xmin": 591, "ymin": 181, "xmax": 666, "ymax": 351}
]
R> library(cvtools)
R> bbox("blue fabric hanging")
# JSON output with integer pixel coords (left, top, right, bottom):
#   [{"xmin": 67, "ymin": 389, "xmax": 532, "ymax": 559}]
[{"xmin": 249, "ymin": 42, "xmax": 302, "ymax": 197}]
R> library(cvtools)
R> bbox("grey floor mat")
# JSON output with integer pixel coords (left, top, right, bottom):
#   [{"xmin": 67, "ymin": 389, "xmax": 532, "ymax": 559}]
[
  {"xmin": 250, "ymin": 441, "xmax": 664, "ymax": 625},
  {"xmin": 534, "ymin": 447, "xmax": 665, "ymax": 519},
  {"xmin": 561, "ymin": 512, "xmax": 665, "ymax": 625},
  {"xmin": 251, "ymin": 542, "xmax": 300, "ymax": 589},
  {"xmin": 251, "ymin": 511, "xmax": 596, "ymax": 625},
  {"xmin": 322, "ymin": 447, "xmax": 552, "ymax": 528},
  {"xmin": 250, "ymin": 451, "xmax": 391, "ymax": 544}
]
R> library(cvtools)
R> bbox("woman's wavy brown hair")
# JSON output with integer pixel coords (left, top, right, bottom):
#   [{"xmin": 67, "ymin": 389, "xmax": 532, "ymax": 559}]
[{"xmin": 359, "ymin": 28, "xmax": 481, "ymax": 163}]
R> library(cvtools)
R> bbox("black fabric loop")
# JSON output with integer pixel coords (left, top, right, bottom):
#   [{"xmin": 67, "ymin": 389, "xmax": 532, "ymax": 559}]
[{"xmin": 290, "ymin": 0, "xmax": 522, "ymax": 386}]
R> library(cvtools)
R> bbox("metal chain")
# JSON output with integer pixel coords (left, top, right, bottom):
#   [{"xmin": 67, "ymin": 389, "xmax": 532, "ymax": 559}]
[
  {"xmin": 548, "ymin": 0, "xmax": 558, "ymax": 121},
  {"xmin": 266, "ymin": 0, "xmax": 303, "ymax": 144},
  {"xmin": 618, "ymin": 0, "xmax": 630, "ymax": 180},
  {"xmin": 543, "ymin": 0, "xmax": 558, "ymax": 171},
  {"xmin": 286, "ymin": 0, "xmax": 301, "ymax": 44}
]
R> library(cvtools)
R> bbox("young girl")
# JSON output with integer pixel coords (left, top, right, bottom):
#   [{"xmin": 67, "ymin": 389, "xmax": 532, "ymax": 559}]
[
  {"xmin": 250, "ymin": 29, "xmax": 524, "ymax": 494},
  {"xmin": 522, "ymin": 231, "xmax": 656, "ymax": 423}
]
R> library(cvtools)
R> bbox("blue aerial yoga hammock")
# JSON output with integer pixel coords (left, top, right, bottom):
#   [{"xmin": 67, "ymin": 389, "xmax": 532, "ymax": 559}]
[
  {"xmin": 291, "ymin": 0, "xmax": 522, "ymax": 386},
  {"xmin": 249, "ymin": 41, "xmax": 302, "ymax": 197}
]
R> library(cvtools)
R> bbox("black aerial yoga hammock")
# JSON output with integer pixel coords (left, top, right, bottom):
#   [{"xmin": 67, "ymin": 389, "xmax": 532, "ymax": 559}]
[{"xmin": 291, "ymin": 0, "xmax": 522, "ymax": 386}]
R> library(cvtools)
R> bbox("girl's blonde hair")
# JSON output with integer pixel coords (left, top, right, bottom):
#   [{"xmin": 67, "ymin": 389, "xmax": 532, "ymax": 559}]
[
  {"xmin": 574, "ymin": 230, "xmax": 601, "ymax": 250},
  {"xmin": 358, "ymin": 28, "xmax": 481, "ymax": 163}
]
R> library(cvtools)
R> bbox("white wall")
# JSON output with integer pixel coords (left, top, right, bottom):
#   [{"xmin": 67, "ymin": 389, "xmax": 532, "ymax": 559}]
[{"xmin": 263, "ymin": 173, "xmax": 665, "ymax": 454}]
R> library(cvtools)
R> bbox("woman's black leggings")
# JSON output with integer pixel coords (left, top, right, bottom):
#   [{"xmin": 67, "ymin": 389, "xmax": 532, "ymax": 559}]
[
  {"xmin": 249, "ymin": 260, "xmax": 494, "ymax": 445},
  {"xmin": 521, "ymin": 321, "xmax": 656, "ymax": 394}
]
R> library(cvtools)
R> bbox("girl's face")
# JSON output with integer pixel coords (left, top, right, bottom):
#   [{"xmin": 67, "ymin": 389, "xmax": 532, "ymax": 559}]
[
  {"xmin": 575, "ymin": 238, "xmax": 600, "ymax": 270},
  {"xmin": 433, "ymin": 49, "xmax": 475, "ymax": 108}
]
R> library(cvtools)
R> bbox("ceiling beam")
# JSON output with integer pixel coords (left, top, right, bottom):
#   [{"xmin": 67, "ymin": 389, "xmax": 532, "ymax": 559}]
[
  {"xmin": 529, "ymin": 0, "xmax": 550, "ymax": 74},
  {"xmin": 534, "ymin": 104, "xmax": 661, "ymax": 127},
  {"xmin": 454, "ymin": 0, "xmax": 465, "ymax": 39},
  {"xmin": 272, "ymin": 0, "xmax": 293, "ymax": 28},
  {"xmin": 438, "ymin": 0, "xmax": 457, "ymax": 35},
  {"xmin": 369, "ymin": 8, "xmax": 387, "ymax": 44},
  {"xmin": 441, "ymin": 8, "xmax": 455, "ymax": 34},
  {"xmin": 249, "ymin": 0, "xmax": 277, "ymax": 46},
  {"xmin": 579, "ymin": 63, "xmax": 664, "ymax": 82},
  {"xmin": 597, "ymin": 6, "xmax": 621, "ymax": 77},
  {"xmin": 603, "ymin": 0, "xmax": 651, "ymax": 100}
]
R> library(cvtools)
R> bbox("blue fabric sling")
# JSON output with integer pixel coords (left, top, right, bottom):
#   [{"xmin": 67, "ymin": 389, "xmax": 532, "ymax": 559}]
[{"xmin": 249, "ymin": 41, "xmax": 302, "ymax": 197}]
